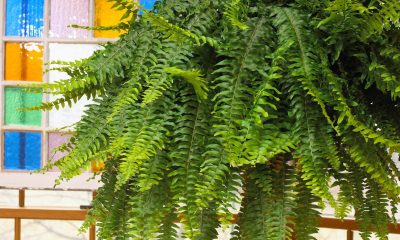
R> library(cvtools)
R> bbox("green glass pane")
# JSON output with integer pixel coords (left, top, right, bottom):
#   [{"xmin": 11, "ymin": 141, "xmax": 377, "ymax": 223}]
[{"xmin": 5, "ymin": 87, "xmax": 42, "ymax": 126}]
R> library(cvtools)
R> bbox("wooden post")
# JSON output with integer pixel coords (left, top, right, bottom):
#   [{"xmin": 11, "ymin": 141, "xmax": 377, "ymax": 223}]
[
  {"xmin": 15, "ymin": 189, "xmax": 25, "ymax": 240},
  {"xmin": 90, "ymin": 226, "xmax": 96, "ymax": 240},
  {"xmin": 14, "ymin": 217, "xmax": 21, "ymax": 240},
  {"xmin": 347, "ymin": 230, "xmax": 354, "ymax": 240},
  {"xmin": 18, "ymin": 189, "xmax": 25, "ymax": 207},
  {"xmin": 89, "ymin": 191, "xmax": 97, "ymax": 240}
]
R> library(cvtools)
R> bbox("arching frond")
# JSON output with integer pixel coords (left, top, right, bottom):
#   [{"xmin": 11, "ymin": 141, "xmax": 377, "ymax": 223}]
[{"xmin": 30, "ymin": 0, "xmax": 400, "ymax": 239}]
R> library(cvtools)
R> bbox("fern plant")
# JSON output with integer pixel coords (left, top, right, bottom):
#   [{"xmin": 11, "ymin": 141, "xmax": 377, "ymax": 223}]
[{"xmin": 33, "ymin": 0, "xmax": 400, "ymax": 239}]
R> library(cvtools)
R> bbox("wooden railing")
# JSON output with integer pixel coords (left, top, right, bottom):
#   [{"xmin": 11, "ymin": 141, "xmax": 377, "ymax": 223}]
[
  {"xmin": 0, "ymin": 189, "xmax": 95, "ymax": 240},
  {"xmin": 1, "ymin": 189, "xmax": 400, "ymax": 240}
]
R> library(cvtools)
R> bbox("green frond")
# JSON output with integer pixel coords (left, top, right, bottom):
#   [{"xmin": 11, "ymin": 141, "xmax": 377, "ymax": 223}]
[
  {"xmin": 143, "ymin": 13, "xmax": 219, "ymax": 47},
  {"xmin": 238, "ymin": 160, "xmax": 297, "ymax": 240},
  {"xmin": 236, "ymin": 169, "xmax": 271, "ymax": 240},
  {"xmin": 294, "ymin": 178, "xmax": 321, "ymax": 240},
  {"xmin": 215, "ymin": 168, "xmax": 242, "ymax": 227},
  {"xmin": 325, "ymin": 71, "xmax": 400, "ymax": 153},
  {"xmin": 168, "ymin": 87, "xmax": 210, "ymax": 238},
  {"xmin": 39, "ymin": 0, "xmax": 400, "ymax": 239},
  {"xmin": 213, "ymin": 15, "xmax": 273, "ymax": 166},
  {"xmin": 128, "ymin": 179, "xmax": 172, "ymax": 240},
  {"xmin": 360, "ymin": 50, "xmax": 400, "ymax": 99},
  {"xmin": 224, "ymin": 0, "xmax": 249, "ymax": 30},
  {"xmin": 69, "ymin": 22, "xmax": 130, "ymax": 33},
  {"xmin": 246, "ymin": 124, "xmax": 296, "ymax": 164},
  {"xmin": 81, "ymin": 159, "xmax": 131, "ymax": 239},
  {"xmin": 343, "ymin": 130, "xmax": 400, "ymax": 197},
  {"xmin": 193, "ymin": 202, "xmax": 220, "ymax": 240},
  {"xmin": 159, "ymin": 208, "xmax": 179, "ymax": 240},
  {"xmin": 140, "ymin": 43, "xmax": 193, "ymax": 107},
  {"xmin": 47, "ymin": 96, "xmax": 114, "ymax": 182},
  {"xmin": 362, "ymin": 0, "xmax": 400, "ymax": 39},
  {"xmin": 289, "ymin": 96, "xmax": 336, "ymax": 204},
  {"xmin": 266, "ymin": 159, "xmax": 297, "ymax": 240},
  {"xmin": 272, "ymin": 6, "xmax": 336, "ymax": 130},
  {"xmin": 196, "ymin": 137, "xmax": 230, "ymax": 208},
  {"xmin": 136, "ymin": 153, "xmax": 169, "ymax": 192},
  {"xmin": 116, "ymin": 101, "xmax": 172, "ymax": 189},
  {"xmin": 164, "ymin": 67, "xmax": 208, "ymax": 100}
]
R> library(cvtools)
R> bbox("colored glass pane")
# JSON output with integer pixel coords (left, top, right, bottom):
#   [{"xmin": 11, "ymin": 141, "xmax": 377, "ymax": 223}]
[
  {"xmin": 48, "ymin": 132, "xmax": 71, "ymax": 171},
  {"xmin": 49, "ymin": 44, "xmax": 99, "ymax": 128},
  {"xmin": 49, "ymin": 0, "xmax": 89, "ymax": 38},
  {"xmin": 91, "ymin": 160, "xmax": 105, "ymax": 173},
  {"xmin": 6, "ymin": 0, "xmax": 44, "ymax": 37},
  {"xmin": 141, "ymin": 0, "xmax": 156, "ymax": 13},
  {"xmin": 4, "ymin": 132, "xmax": 42, "ymax": 171},
  {"xmin": 5, "ymin": 42, "xmax": 43, "ymax": 82},
  {"xmin": 5, "ymin": 87, "xmax": 42, "ymax": 126},
  {"xmin": 94, "ymin": 0, "xmax": 126, "ymax": 38}
]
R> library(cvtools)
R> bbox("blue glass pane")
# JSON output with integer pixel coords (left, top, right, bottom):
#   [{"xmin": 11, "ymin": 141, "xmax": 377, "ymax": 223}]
[
  {"xmin": 140, "ymin": 0, "xmax": 156, "ymax": 14},
  {"xmin": 141, "ymin": 0, "xmax": 156, "ymax": 10},
  {"xmin": 6, "ymin": 0, "xmax": 44, "ymax": 37},
  {"xmin": 4, "ymin": 132, "xmax": 42, "ymax": 171}
]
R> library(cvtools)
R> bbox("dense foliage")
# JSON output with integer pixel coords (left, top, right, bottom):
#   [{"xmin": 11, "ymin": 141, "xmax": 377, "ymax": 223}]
[{"xmin": 31, "ymin": 0, "xmax": 400, "ymax": 239}]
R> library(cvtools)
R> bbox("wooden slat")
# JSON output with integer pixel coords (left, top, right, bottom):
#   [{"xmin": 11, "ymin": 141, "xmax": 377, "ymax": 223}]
[
  {"xmin": 0, "ymin": 208, "xmax": 87, "ymax": 220},
  {"xmin": 18, "ymin": 189, "xmax": 25, "ymax": 207},
  {"xmin": 2, "ymin": 205, "xmax": 400, "ymax": 238},
  {"xmin": 319, "ymin": 218, "xmax": 400, "ymax": 234},
  {"xmin": 319, "ymin": 218, "xmax": 360, "ymax": 231},
  {"xmin": 15, "ymin": 189, "xmax": 25, "ymax": 240},
  {"xmin": 14, "ymin": 218, "xmax": 21, "ymax": 240}
]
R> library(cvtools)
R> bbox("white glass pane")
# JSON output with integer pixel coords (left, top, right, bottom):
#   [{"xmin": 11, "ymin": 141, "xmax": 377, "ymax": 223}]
[
  {"xmin": 0, "ymin": 189, "xmax": 19, "ymax": 207},
  {"xmin": 313, "ymin": 228, "xmax": 347, "ymax": 240},
  {"xmin": 0, "ymin": 219, "xmax": 14, "ymax": 239},
  {"xmin": 22, "ymin": 220, "xmax": 88, "ymax": 240},
  {"xmin": 48, "ymin": 44, "xmax": 101, "ymax": 128},
  {"xmin": 25, "ymin": 190, "xmax": 92, "ymax": 207}
]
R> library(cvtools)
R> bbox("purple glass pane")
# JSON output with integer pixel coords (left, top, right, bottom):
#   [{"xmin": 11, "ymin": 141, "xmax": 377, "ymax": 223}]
[
  {"xmin": 48, "ymin": 132, "xmax": 72, "ymax": 171},
  {"xmin": 49, "ymin": 0, "xmax": 89, "ymax": 38}
]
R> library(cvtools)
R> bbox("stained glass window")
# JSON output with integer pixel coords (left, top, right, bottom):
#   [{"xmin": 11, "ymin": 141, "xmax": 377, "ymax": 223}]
[{"xmin": 0, "ymin": 0, "xmax": 156, "ymax": 185}]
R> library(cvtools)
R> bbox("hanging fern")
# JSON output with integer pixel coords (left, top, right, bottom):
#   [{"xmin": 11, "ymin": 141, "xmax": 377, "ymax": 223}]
[{"xmin": 32, "ymin": 0, "xmax": 400, "ymax": 239}]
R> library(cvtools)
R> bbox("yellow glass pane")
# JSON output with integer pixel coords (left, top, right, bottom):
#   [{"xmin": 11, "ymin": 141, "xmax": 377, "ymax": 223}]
[
  {"xmin": 94, "ymin": 0, "xmax": 127, "ymax": 38},
  {"xmin": 91, "ymin": 160, "xmax": 105, "ymax": 173},
  {"xmin": 5, "ymin": 42, "xmax": 43, "ymax": 82}
]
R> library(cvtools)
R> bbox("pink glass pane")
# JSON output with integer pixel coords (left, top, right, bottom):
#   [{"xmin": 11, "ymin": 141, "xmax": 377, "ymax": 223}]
[
  {"xmin": 48, "ymin": 132, "xmax": 72, "ymax": 171},
  {"xmin": 49, "ymin": 0, "xmax": 89, "ymax": 38}
]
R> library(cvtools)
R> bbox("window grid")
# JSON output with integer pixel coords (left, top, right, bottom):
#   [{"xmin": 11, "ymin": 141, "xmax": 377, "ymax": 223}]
[{"xmin": 0, "ymin": 0, "xmax": 119, "ymax": 173}]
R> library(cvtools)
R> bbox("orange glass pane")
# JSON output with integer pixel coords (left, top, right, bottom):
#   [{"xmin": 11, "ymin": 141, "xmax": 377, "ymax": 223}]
[
  {"xmin": 91, "ymin": 160, "xmax": 105, "ymax": 173},
  {"xmin": 5, "ymin": 42, "xmax": 43, "ymax": 82},
  {"xmin": 94, "ymin": 0, "xmax": 127, "ymax": 38}
]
